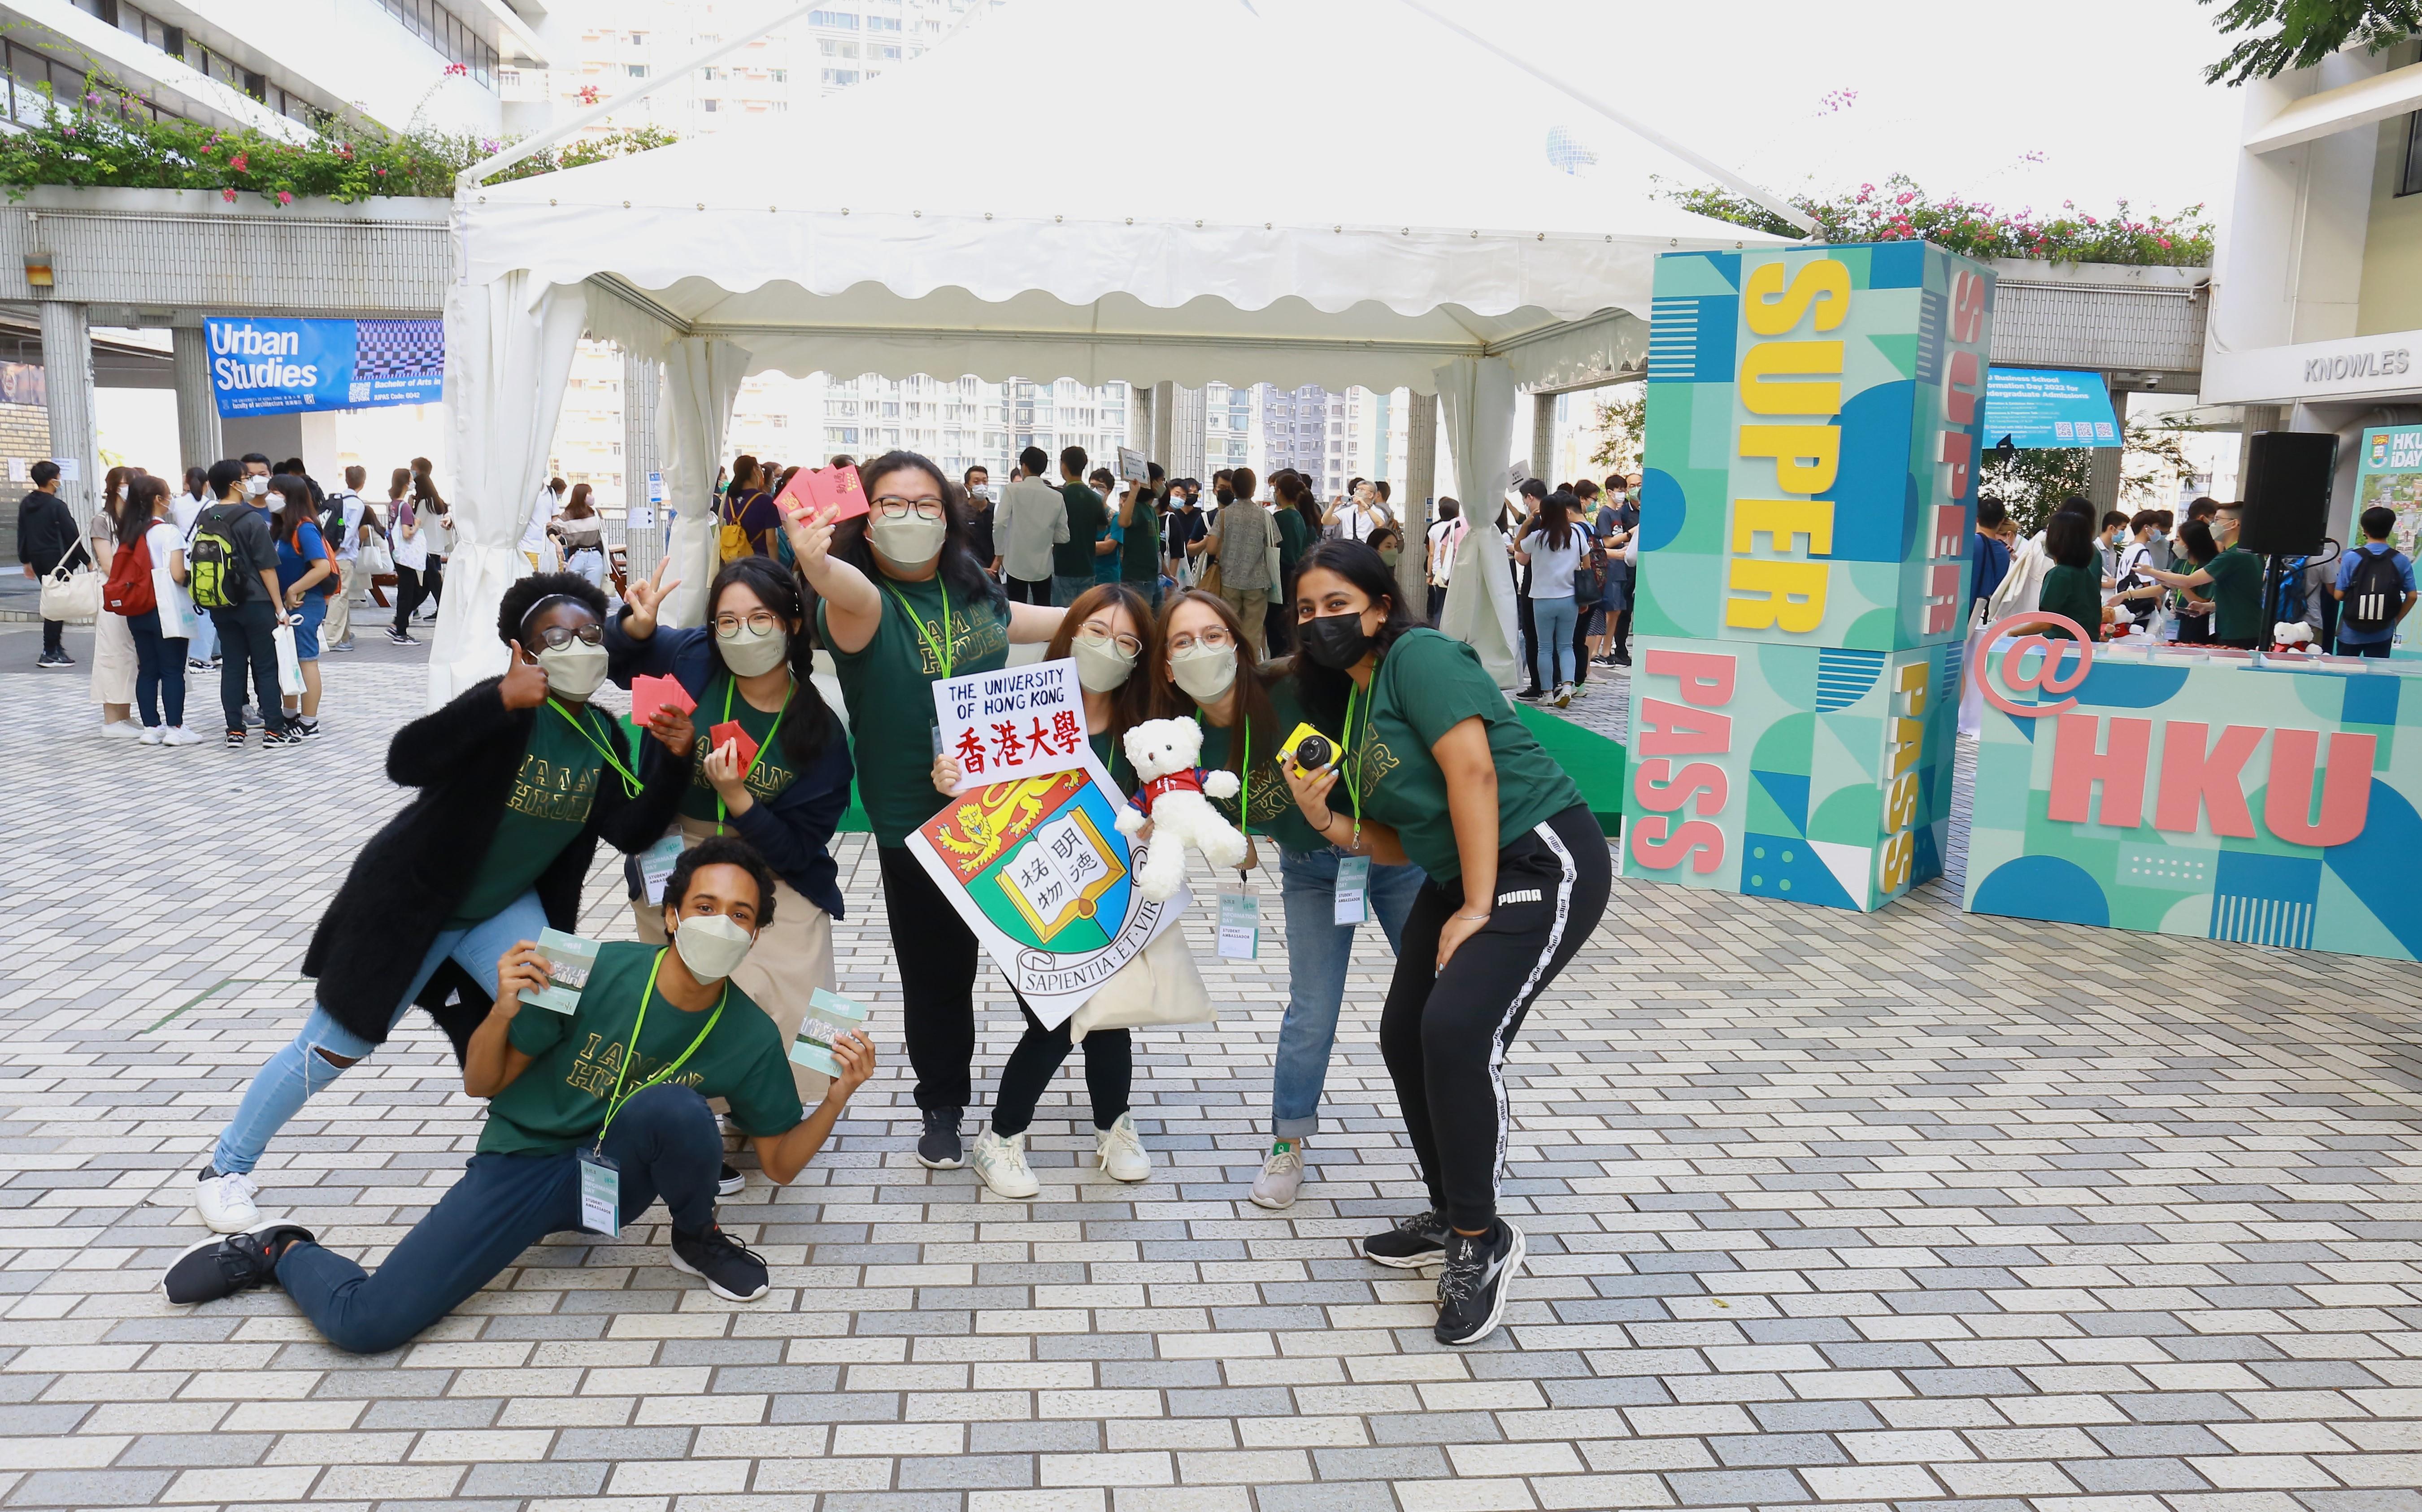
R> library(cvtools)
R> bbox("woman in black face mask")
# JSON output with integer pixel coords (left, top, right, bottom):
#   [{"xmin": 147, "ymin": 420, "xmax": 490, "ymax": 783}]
[{"xmin": 1278, "ymin": 539, "xmax": 1610, "ymax": 1350}]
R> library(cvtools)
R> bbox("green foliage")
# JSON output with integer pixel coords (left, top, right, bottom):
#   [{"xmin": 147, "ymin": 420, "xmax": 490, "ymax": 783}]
[
  {"xmin": 2200, "ymin": 0, "xmax": 2418, "ymax": 85},
  {"xmin": 1982, "ymin": 418, "xmax": 2198, "ymax": 536},
  {"xmin": 0, "ymin": 73, "xmax": 676, "ymax": 204},
  {"xmin": 1667, "ymin": 174, "xmax": 2214, "ymax": 267},
  {"xmin": 1589, "ymin": 386, "xmax": 1645, "ymax": 475}
]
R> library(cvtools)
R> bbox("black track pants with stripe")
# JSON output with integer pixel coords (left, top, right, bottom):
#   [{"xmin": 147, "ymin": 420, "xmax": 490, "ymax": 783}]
[{"xmin": 1379, "ymin": 804, "xmax": 1612, "ymax": 1231}]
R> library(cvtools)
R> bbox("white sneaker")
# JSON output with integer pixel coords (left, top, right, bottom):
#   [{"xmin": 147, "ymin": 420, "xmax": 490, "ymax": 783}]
[
  {"xmin": 164, "ymin": 726, "xmax": 206, "ymax": 747},
  {"xmin": 969, "ymin": 1128, "xmax": 1040, "ymax": 1199},
  {"xmin": 137, "ymin": 725, "xmax": 164, "ymax": 746},
  {"xmin": 194, "ymin": 1169, "xmax": 260, "ymax": 1233},
  {"xmin": 1552, "ymin": 683, "xmax": 1572, "ymax": 708},
  {"xmin": 100, "ymin": 719, "xmax": 143, "ymax": 739},
  {"xmin": 1095, "ymin": 1112, "xmax": 1151, "ymax": 1183},
  {"xmin": 1250, "ymin": 1139, "xmax": 1305, "ymax": 1209}
]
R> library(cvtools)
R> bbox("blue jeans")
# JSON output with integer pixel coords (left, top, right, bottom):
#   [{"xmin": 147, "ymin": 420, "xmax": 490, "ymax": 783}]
[
  {"xmin": 127, "ymin": 608, "xmax": 187, "ymax": 728},
  {"xmin": 1532, "ymin": 595, "xmax": 1579, "ymax": 689},
  {"xmin": 1271, "ymin": 847, "xmax": 1425, "ymax": 1138},
  {"xmin": 276, "ymin": 1083, "xmax": 721, "ymax": 1355},
  {"xmin": 211, "ymin": 890, "xmax": 550, "ymax": 1176},
  {"xmin": 185, "ymin": 598, "xmax": 217, "ymax": 661},
  {"xmin": 1052, "ymin": 573, "xmax": 1093, "ymax": 608}
]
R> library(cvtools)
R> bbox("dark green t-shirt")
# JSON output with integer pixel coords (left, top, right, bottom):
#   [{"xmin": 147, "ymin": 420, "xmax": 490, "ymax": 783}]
[
  {"xmin": 2200, "ymin": 547, "xmax": 2262, "ymax": 643},
  {"xmin": 1087, "ymin": 729, "xmax": 1136, "ymax": 796},
  {"xmin": 2037, "ymin": 563, "xmax": 2103, "ymax": 643},
  {"xmin": 450, "ymin": 701, "xmax": 613, "ymax": 925},
  {"xmin": 1056, "ymin": 484, "xmax": 1107, "ymax": 578},
  {"xmin": 1272, "ymin": 507, "xmax": 1309, "ymax": 585},
  {"xmin": 1349, "ymin": 628, "xmax": 1584, "ymax": 880},
  {"xmin": 484, "ymin": 941, "xmax": 803, "ymax": 1156},
  {"xmin": 1121, "ymin": 496, "xmax": 1163, "ymax": 582},
  {"xmin": 678, "ymin": 677, "xmax": 797, "ymax": 824},
  {"xmin": 1193, "ymin": 675, "xmax": 1326, "ymax": 855},
  {"xmin": 821, "ymin": 570, "xmax": 1010, "ymax": 846}
]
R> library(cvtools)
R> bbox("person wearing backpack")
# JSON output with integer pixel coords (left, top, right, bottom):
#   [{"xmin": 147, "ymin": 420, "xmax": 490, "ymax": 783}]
[
  {"xmin": 171, "ymin": 466, "xmax": 220, "ymax": 671},
  {"xmin": 105, "ymin": 474, "xmax": 203, "ymax": 746},
  {"xmin": 320, "ymin": 466, "xmax": 369, "ymax": 654},
  {"xmin": 272, "ymin": 477, "xmax": 335, "ymax": 737},
  {"xmin": 2331, "ymin": 505, "xmax": 2418, "ymax": 657},
  {"xmin": 189, "ymin": 457, "xmax": 299, "ymax": 748}
]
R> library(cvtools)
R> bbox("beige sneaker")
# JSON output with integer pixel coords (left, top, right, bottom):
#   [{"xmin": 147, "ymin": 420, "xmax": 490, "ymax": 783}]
[
  {"xmin": 1095, "ymin": 1112, "xmax": 1150, "ymax": 1183},
  {"xmin": 1250, "ymin": 1140, "xmax": 1305, "ymax": 1209},
  {"xmin": 970, "ymin": 1128, "xmax": 1040, "ymax": 1199}
]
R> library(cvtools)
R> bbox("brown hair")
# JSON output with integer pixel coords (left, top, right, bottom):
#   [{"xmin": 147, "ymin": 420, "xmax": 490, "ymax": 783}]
[
  {"xmin": 1154, "ymin": 588, "xmax": 1280, "ymax": 782},
  {"xmin": 1046, "ymin": 582, "xmax": 1160, "ymax": 739},
  {"xmin": 564, "ymin": 483, "xmax": 596, "ymax": 518}
]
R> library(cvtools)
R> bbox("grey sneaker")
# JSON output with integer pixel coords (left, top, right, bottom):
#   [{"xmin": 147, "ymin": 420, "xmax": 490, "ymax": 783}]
[{"xmin": 1249, "ymin": 1140, "xmax": 1305, "ymax": 1210}]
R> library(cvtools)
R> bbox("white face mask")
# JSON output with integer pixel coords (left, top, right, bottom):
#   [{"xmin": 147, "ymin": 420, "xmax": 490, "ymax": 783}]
[
  {"xmin": 718, "ymin": 622, "xmax": 788, "ymax": 678},
  {"xmin": 244, "ymin": 475, "xmax": 269, "ymax": 498},
  {"xmin": 534, "ymin": 640, "xmax": 610, "ymax": 700},
  {"xmin": 672, "ymin": 911, "xmax": 755, "ymax": 982},
  {"xmin": 1071, "ymin": 636, "xmax": 1136, "ymax": 692},
  {"xmin": 1169, "ymin": 642, "xmax": 1238, "ymax": 702},
  {"xmin": 868, "ymin": 513, "xmax": 948, "ymax": 568}
]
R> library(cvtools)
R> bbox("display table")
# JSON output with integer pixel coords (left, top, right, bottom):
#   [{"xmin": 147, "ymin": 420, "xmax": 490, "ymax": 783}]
[{"xmin": 1964, "ymin": 628, "xmax": 2422, "ymax": 959}]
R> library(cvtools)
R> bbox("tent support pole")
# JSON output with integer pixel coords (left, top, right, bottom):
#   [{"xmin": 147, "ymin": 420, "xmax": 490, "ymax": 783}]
[{"xmin": 1386, "ymin": 0, "xmax": 1819, "ymax": 239}]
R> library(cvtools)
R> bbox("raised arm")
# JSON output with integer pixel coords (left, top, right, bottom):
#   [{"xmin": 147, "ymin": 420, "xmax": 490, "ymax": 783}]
[{"xmin": 784, "ymin": 504, "xmax": 883, "ymax": 654}]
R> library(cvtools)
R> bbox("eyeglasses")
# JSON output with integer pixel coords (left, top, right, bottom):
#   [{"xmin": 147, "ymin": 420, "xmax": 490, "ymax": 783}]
[
  {"xmin": 714, "ymin": 610, "xmax": 781, "ymax": 639},
  {"xmin": 872, "ymin": 495, "xmax": 945, "ymax": 521},
  {"xmin": 1075, "ymin": 623, "xmax": 1143, "ymax": 659},
  {"xmin": 1166, "ymin": 626, "xmax": 1233, "ymax": 654},
  {"xmin": 530, "ymin": 622, "xmax": 604, "ymax": 650}
]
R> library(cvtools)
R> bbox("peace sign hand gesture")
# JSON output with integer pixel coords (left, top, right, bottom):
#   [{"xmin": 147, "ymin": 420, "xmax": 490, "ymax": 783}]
[{"xmin": 622, "ymin": 558, "xmax": 681, "ymax": 639}]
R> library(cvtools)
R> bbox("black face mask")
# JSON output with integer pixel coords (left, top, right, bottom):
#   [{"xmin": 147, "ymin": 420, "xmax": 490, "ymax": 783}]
[
  {"xmin": 1298, "ymin": 611, "xmax": 1374, "ymax": 671},
  {"xmin": 1214, "ymin": 488, "xmax": 1235, "ymax": 507}
]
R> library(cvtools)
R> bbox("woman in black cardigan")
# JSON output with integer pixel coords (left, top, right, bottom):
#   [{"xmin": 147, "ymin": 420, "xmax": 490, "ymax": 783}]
[{"xmin": 192, "ymin": 572, "xmax": 686, "ymax": 1234}]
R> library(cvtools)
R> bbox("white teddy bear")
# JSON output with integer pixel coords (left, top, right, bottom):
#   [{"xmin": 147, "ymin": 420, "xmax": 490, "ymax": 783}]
[{"xmin": 1114, "ymin": 717, "xmax": 1249, "ymax": 901}]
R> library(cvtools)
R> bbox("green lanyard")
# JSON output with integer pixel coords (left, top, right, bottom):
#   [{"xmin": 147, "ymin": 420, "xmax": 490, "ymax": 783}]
[
  {"xmin": 712, "ymin": 674, "xmax": 790, "ymax": 832},
  {"xmin": 595, "ymin": 948, "xmax": 726, "ymax": 1152},
  {"xmin": 549, "ymin": 698, "xmax": 644, "ymax": 798},
  {"xmin": 1339, "ymin": 683, "xmax": 1365, "ymax": 844},
  {"xmin": 883, "ymin": 577, "xmax": 955, "ymax": 680}
]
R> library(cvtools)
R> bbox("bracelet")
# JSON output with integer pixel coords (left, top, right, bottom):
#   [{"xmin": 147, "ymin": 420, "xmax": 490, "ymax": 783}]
[
  {"xmin": 1309, "ymin": 809, "xmax": 1338, "ymax": 832},
  {"xmin": 1454, "ymin": 911, "xmax": 1491, "ymax": 922}
]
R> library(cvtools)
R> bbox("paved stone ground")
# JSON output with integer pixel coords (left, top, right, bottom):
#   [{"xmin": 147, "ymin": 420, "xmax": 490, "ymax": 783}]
[{"xmin": 5, "ymin": 615, "xmax": 2422, "ymax": 1512}]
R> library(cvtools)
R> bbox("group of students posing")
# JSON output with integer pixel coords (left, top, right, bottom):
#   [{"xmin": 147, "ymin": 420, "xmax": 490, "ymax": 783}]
[{"xmin": 161, "ymin": 446, "xmax": 1610, "ymax": 1352}]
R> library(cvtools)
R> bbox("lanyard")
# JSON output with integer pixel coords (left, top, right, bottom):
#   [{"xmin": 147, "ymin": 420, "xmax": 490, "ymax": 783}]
[
  {"xmin": 712, "ymin": 674, "xmax": 790, "ymax": 832},
  {"xmin": 883, "ymin": 577, "xmax": 955, "ymax": 681},
  {"xmin": 1339, "ymin": 683, "xmax": 1365, "ymax": 843},
  {"xmin": 595, "ymin": 948, "xmax": 726, "ymax": 1151},
  {"xmin": 549, "ymin": 698, "xmax": 643, "ymax": 798}
]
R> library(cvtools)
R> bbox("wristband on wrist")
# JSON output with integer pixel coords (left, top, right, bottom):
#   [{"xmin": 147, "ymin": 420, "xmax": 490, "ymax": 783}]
[{"xmin": 1454, "ymin": 910, "xmax": 1491, "ymax": 921}]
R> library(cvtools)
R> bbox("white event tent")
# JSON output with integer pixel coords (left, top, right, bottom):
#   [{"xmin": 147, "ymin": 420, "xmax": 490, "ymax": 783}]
[{"xmin": 432, "ymin": 0, "xmax": 1790, "ymax": 700}]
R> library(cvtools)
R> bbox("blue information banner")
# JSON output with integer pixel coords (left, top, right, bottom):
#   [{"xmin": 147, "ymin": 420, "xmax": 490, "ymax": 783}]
[
  {"xmin": 207, "ymin": 317, "xmax": 444, "ymax": 417},
  {"xmin": 1982, "ymin": 367, "xmax": 2120, "ymax": 449}
]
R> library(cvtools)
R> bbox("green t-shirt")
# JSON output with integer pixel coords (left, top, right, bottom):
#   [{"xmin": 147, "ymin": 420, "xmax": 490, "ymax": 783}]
[
  {"xmin": 821, "ymin": 570, "xmax": 1010, "ymax": 846},
  {"xmin": 449, "ymin": 701, "xmax": 613, "ymax": 925},
  {"xmin": 1121, "ymin": 498, "xmax": 1163, "ymax": 582},
  {"xmin": 483, "ymin": 942, "xmax": 803, "ymax": 1156},
  {"xmin": 1056, "ymin": 483, "xmax": 1107, "ymax": 578},
  {"xmin": 1193, "ymin": 676, "xmax": 1326, "ymax": 855},
  {"xmin": 2200, "ymin": 547, "xmax": 2262, "ymax": 643},
  {"xmin": 2037, "ymin": 563, "xmax": 2103, "ymax": 643},
  {"xmin": 1088, "ymin": 729, "xmax": 1136, "ymax": 796},
  {"xmin": 1272, "ymin": 507, "xmax": 1309, "ymax": 583},
  {"xmin": 1348, "ymin": 628, "xmax": 1584, "ymax": 880},
  {"xmin": 677, "ymin": 677, "xmax": 797, "ymax": 824}
]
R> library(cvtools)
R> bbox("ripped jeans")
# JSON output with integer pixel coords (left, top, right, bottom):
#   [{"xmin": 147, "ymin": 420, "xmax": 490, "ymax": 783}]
[{"xmin": 209, "ymin": 891, "xmax": 549, "ymax": 1177}]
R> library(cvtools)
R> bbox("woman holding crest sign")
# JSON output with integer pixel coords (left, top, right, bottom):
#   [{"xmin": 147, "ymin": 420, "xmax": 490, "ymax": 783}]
[{"xmin": 788, "ymin": 450, "xmax": 1065, "ymax": 1174}]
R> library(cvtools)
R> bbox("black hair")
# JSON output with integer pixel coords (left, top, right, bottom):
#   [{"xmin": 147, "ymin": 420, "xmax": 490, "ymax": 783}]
[
  {"xmin": 2129, "ymin": 509, "xmax": 2163, "ymax": 534},
  {"xmin": 119, "ymin": 475, "xmax": 168, "ymax": 544},
  {"xmin": 239, "ymin": 452, "xmax": 271, "ymax": 467},
  {"xmin": 1518, "ymin": 478, "xmax": 1548, "ymax": 501},
  {"xmin": 2101, "ymin": 510, "xmax": 2130, "ymax": 531},
  {"xmin": 665, "ymin": 833, "xmax": 777, "ymax": 928},
  {"xmin": 270, "ymin": 476, "xmax": 317, "ymax": 543},
  {"xmin": 1147, "ymin": 461, "xmax": 1165, "ymax": 483},
  {"xmin": 704, "ymin": 554, "xmax": 839, "ymax": 769},
  {"xmin": 1018, "ymin": 445, "xmax": 1048, "ymax": 475},
  {"xmin": 2362, "ymin": 505, "xmax": 2396, "ymax": 540},
  {"xmin": 1438, "ymin": 497, "xmax": 1460, "ymax": 521},
  {"xmin": 2055, "ymin": 495, "xmax": 2095, "ymax": 521},
  {"xmin": 1976, "ymin": 495, "xmax": 2006, "ymax": 530},
  {"xmin": 497, "ymin": 569, "xmax": 608, "ymax": 647},
  {"xmin": 183, "ymin": 465, "xmax": 208, "ymax": 495},
  {"xmin": 1288, "ymin": 538, "xmax": 1419, "ymax": 727},
  {"xmin": 29, "ymin": 458, "xmax": 57, "ymax": 487},
  {"xmin": 207, "ymin": 458, "xmax": 245, "ymax": 498},
  {"xmin": 964, "ymin": 463, "xmax": 989, "ymax": 484},
  {"xmin": 823, "ymin": 449, "xmax": 1004, "ymax": 615},
  {"xmin": 2185, "ymin": 495, "xmax": 2219, "ymax": 521},
  {"xmin": 2044, "ymin": 509, "xmax": 2096, "ymax": 570},
  {"xmin": 1532, "ymin": 489, "xmax": 1579, "ymax": 552},
  {"xmin": 2179, "ymin": 519, "xmax": 2220, "ymax": 566},
  {"xmin": 1060, "ymin": 445, "xmax": 1088, "ymax": 477}
]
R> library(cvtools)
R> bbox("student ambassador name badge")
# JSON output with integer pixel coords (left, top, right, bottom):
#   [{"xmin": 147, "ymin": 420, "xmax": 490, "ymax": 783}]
[{"xmin": 904, "ymin": 744, "xmax": 1185, "ymax": 1030}]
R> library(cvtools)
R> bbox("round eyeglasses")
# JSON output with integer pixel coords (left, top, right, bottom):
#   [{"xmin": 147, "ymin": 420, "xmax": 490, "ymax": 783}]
[
  {"xmin": 1075, "ymin": 624, "xmax": 1143, "ymax": 659},
  {"xmin": 530, "ymin": 622, "xmax": 605, "ymax": 650},
  {"xmin": 714, "ymin": 610, "xmax": 782, "ymax": 639}
]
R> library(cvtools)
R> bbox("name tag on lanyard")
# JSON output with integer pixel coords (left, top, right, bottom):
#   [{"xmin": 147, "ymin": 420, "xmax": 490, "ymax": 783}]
[
  {"xmin": 576, "ymin": 1149, "xmax": 620, "ymax": 1235},
  {"xmin": 1218, "ymin": 889, "xmax": 1259, "ymax": 960},
  {"xmin": 1334, "ymin": 855, "xmax": 1370, "ymax": 926}
]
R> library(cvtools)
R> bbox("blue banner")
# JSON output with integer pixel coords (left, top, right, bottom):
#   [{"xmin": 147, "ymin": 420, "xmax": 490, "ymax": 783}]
[
  {"xmin": 1982, "ymin": 367, "xmax": 2120, "ymax": 449},
  {"xmin": 207, "ymin": 317, "xmax": 444, "ymax": 417}
]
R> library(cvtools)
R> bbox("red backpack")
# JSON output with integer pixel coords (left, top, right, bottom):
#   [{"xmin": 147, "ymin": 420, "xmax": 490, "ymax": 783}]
[{"xmin": 103, "ymin": 534, "xmax": 156, "ymax": 617}]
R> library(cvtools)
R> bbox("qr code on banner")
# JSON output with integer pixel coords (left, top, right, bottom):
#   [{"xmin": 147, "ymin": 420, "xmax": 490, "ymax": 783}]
[{"xmin": 353, "ymin": 319, "xmax": 444, "ymax": 380}]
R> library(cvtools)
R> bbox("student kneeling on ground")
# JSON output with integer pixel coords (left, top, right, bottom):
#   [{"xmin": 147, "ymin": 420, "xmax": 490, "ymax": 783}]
[{"xmin": 163, "ymin": 838, "xmax": 876, "ymax": 1353}]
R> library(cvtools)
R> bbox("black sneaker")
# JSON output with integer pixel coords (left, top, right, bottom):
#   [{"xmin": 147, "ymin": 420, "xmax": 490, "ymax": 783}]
[
  {"xmin": 386, "ymin": 627, "xmax": 413, "ymax": 645},
  {"xmin": 670, "ymin": 1224, "xmax": 769, "ymax": 1301},
  {"xmin": 161, "ymin": 1221, "xmax": 315, "ymax": 1305},
  {"xmin": 917, "ymin": 1107, "xmax": 964, "ymax": 1169},
  {"xmin": 222, "ymin": 729, "xmax": 246, "ymax": 748},
  {"xmin": 1516, "ymin": 688, "xmax": 1546, "ymax": 702},
  {"xmin": 1360, "ymin": 1208, "xmax": 1451, "ymax": 1269},
  {"xmin": 36, "ymin": 648, "xmax": 73, "ymax": 669},
  {"xmin": 1434, "ymin": 1217, "xmax": 1526, "ymax": 1346},
  {"xmin": 292, "ymin": 718, "xmax": 321, "ymax": 739},
  {"xmin": 261, "ymin": 729, "xmax": 303, "ymax": 748},
  {"xmin": 718, "ymin": 1163, "xmax": 746, "ymax": 1198}
]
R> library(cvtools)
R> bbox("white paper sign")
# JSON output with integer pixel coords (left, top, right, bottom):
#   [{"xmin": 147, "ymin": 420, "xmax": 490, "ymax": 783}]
[
  {"xmin": 646, "ymin": 469, "xmax": 666, "ymax": 504},
  {"xmin": 628, "ymin": 506, "xmax": 656, "ymax": 530},
  {"xmin": 55, "ymin": 456, "xmax": 79, "ymax": 483},
  {"xmin": 1117, "ymin": 446, "xmax": 1148, "ymax": 482},
  {"xmin": 7, "ymin": 457, "xmax": 23, "ymax": 482},
  {"xmin": 931, "ymin": 656, "xmax": 1087, "ymax": 793}
]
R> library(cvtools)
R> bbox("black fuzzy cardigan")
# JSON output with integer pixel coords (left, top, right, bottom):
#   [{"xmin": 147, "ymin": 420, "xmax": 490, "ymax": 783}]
[{"xmin": 301, "ymin": 677, "xmax": 686, "ymax": 1057}]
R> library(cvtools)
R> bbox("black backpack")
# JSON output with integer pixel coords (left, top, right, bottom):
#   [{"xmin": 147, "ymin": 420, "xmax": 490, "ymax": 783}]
[
  {"xmin": 319, "ymin": 491, "xmax": 353, "ymax": 548},
  {"xmin": 2343, "ymin": 547, "xmax": 2407, "ymax": 634}
]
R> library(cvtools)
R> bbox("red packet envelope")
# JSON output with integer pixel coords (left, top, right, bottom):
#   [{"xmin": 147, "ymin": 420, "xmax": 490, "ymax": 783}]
[
  {"xmin": 778, "ymin": 463, "xmax": 868, "ymax": 523},
  {"xmin": 709, "ymin": 720, "xmax": 760, "ymax": 771},
  {"xmin": 631, "ymin": 673, "xmax": 695, "ymax": 726}
]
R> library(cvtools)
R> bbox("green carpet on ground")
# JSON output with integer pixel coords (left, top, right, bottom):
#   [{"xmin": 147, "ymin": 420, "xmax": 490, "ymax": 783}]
[{"xmin": 1514, "ymin": 703, "xmax": 1627, "ymax": 835}]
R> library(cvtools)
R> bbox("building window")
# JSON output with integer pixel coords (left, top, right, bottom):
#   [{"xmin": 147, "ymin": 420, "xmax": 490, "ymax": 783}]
[
  {"xmin": 626, "ymin": 63, "xmax": 649, "ymax": 77},
  {"xmin": 821, "ymin": 68, "xmax": 859, "ymax": 85},
  {"xmin": 2403, "ymin": 111, "xmax": 2422, "ymax": 197},
  {"xmin": 809, "ymin": 9, "xmax": 859, "ymax": 28}
]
